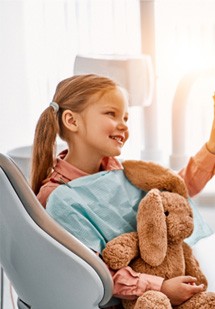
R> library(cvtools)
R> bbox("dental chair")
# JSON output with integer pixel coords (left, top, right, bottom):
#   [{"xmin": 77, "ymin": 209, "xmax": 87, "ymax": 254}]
[{"xmin": 0, "ymin": 153, "xmax": 119, "ymax": 309}]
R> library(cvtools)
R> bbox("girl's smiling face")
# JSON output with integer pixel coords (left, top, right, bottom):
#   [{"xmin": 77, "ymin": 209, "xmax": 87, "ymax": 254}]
[{"xmin": 77, "ymin": 86, "xmax": 129, "ymax": 159}]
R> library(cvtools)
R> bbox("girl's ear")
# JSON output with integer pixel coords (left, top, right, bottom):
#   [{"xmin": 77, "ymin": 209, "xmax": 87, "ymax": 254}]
[{"xmin": 62, "ymin": 109, "xmax": 79, "ymax": 132}]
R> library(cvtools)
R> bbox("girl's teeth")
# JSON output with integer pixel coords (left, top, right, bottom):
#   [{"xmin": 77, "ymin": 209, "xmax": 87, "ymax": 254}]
[{"xmin": 112, "ymin": 136, "xmax": 123, "ymax": 144}]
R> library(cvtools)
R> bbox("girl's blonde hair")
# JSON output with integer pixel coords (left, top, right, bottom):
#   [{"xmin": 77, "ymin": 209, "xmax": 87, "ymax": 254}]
[{"xmin": 31, "ymin": 74, "xmax": 118, "ymax": 195}]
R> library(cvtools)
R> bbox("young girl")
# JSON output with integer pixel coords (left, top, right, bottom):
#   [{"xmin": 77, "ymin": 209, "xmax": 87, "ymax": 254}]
[{"xmin": 31, "ymin": 74, "xmax": 212, "ymax": 308}]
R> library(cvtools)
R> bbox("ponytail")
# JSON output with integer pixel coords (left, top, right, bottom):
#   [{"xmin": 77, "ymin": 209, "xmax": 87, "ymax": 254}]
[{"xmin": 31, "ymin": 106, "xmax": 59, "ymax": 195}]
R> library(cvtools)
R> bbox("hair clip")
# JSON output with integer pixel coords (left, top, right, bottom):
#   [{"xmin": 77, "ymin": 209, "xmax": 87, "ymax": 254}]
[{"xmin": 50, "ymin": 101, "xmax": 59, "ymax": 112}]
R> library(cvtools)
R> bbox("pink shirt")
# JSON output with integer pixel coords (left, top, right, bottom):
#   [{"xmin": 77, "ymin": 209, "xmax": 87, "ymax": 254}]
[
  {"xmin": 37, "ymin": 145, "xmax": 215, "ymax": 304},
  {"xmin": 37, "ymin": 150, "xmax": 123, "ymax": 208},
  {"xmin": 179, "ymin": 144, "xmax": 215, "ymax": 197},
  {"xmin": 37, "ymin": 150, "xmax": 164, "ymax": 302}
]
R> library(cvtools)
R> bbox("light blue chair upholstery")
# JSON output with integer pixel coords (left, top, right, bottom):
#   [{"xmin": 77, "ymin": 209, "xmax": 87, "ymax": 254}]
[{"xmin": 0, "ymin": 153, "xmax": 119, "ymax": 309}]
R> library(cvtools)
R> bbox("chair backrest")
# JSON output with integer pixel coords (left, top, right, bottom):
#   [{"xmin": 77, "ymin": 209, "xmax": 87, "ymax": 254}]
[{"xmin": 0, "ymin": 153, "xmax": 114, "ymax": 309}]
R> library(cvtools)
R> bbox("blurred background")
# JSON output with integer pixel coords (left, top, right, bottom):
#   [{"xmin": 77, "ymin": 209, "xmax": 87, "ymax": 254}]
[
  {"xmin": 0, "ymin": 1, "xmax": 215, "ymax": 307},
  {"xmin": 1, "ymin": 0, "xmax": 215, "ymax": 164}
]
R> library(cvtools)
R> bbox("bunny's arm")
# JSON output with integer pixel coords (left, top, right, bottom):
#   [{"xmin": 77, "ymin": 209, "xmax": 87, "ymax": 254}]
[
  {"xmin": 183, "ymin": 242, "xmax": 208, "ymax": 288},
  {"xmin": 102, "ymin": 232, "xmax": 139, "ymax": 270}
]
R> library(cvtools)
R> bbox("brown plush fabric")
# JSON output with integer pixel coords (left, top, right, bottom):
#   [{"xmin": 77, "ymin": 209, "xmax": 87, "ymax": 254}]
[{"xmin": 122, "ymin": 160, "xmax": 188, "ymax": 198}]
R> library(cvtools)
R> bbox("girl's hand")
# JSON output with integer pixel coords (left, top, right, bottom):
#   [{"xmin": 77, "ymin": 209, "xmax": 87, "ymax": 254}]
[
  {"xmin": 161, "ymin": 276, "xmax": 205, "ymax": 306},
  {"xmin": 206, "ymin": 94, "xmax": 215, "ymax": 154}
]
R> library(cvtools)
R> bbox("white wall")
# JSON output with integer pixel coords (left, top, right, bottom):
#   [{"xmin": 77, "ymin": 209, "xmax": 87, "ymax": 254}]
[
  {"xmin": 0, "ymin": 0, "xmax": 140, "ymax": 155},
  {"xmin": 0, "ymin": 1, "xmax": 31, "ymax": 153}
]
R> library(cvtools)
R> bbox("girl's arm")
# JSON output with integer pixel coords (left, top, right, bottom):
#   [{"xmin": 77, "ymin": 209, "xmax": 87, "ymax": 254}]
[
  {"xmin": 110, "ymin": 266, "xmax": 204, "ymax": 305},
  {"xmin": 206, "ymin": 94, "xmax": 215, "ymax": 154},
  {"xmin": 111, "ymin": 266, "xmax": 164, "ymax": 300},
  {"xmin": 179, "ymin": 144, "xmax": 215, "ymax": 197},
  {"xmin": 179, "ymin": 100, "xmax": 215, "ymax": 197}
]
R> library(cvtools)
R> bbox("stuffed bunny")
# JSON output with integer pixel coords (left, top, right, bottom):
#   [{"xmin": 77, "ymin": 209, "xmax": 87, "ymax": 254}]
[{"xmin": 102, "ymin": 160, "xmax": 215, "ymax": 309}]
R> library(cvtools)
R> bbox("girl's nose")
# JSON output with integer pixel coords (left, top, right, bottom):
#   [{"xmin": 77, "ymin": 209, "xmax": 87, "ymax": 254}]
[{"xmin": 118, "ymin": 120, "xmax": 128, "ymax": 131}]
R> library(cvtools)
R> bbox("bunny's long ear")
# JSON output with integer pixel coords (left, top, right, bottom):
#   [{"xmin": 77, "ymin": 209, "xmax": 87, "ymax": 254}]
[
  {"xmin": 122, "ymin": 160, "xmax": 188, "ymax": 198},
  {"xmin": 137, "ymin": 189, "xmax": 167, "ymax": 266}
]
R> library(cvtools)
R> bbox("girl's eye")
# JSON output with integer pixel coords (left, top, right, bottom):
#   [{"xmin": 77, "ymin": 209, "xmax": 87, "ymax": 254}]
[{"xmin": 106, "ymin": 111, "xmax": 115, "ymax": 117}]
